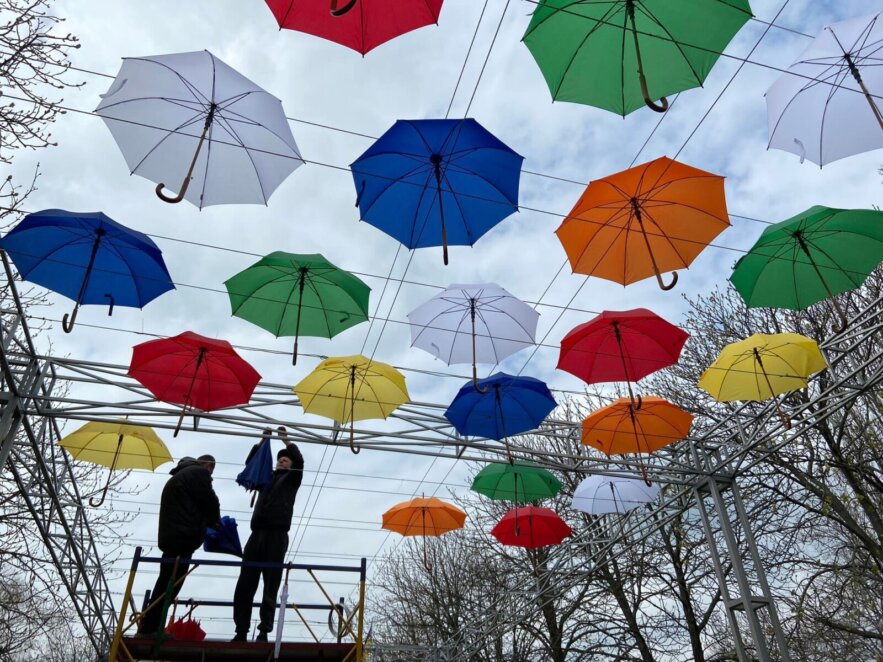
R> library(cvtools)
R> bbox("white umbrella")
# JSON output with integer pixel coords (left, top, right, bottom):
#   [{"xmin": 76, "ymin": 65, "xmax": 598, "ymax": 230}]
[
  {"xmin": 274, "ymin": 576, "xmax": 289, "ymax": 659},
  {"xmin": 766, "ymin": 12, "xmax": 883, "ymax": 166},
  {"xmin": 571, "ymin": 475, "xmax": 660, "ymax": 515},
  {"xmin": 407, "ymin": 283, "xmax": 538, "ymax": 390},
  {"xmin": 95, "ymin": 50, "xmax": 304, "ymax": 208}
]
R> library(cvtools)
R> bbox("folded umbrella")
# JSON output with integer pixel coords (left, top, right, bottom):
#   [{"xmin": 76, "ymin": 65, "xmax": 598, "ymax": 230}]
[
  {"xmin": 0, "ymin": 209, "xmax": 174, "ymax": 333},
  {"xmin": 203, "ymin": 516, "xmax": 243, "ymax": 557},
  {"xmin": 236, "ymin": 437, "xmax": 275, "ymax": 502}
]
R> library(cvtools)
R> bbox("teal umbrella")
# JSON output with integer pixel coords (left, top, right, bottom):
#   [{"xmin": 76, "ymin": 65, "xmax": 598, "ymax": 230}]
[
  {"xmin": 730, "ymin": 206, "xmax": 883, "ymax": 328},
  {"xmin": 224, "ymin": 252, "xmax": 370, "ymax": 364}
]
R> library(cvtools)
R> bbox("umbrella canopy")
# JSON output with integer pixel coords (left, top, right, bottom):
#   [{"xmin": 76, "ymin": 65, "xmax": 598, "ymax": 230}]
[
  {"xmin": 409, "ymin": 284, "xmax": 538, "ymax": 389},
  {"xmin": 766, "ymin": 11, "xmax": 883, "ymax": 166},
  {"xmin": 166, "ymin": 617, "xmax": 206, "ymax": 642},
  {"xmin": 571, "ymin": 475, "xmax": 660, "ymax": 515},
  {"xmin": 351, "ymin": 118, "xmax": 523, "ymax": 264},
  {"xmin": 382, "ymin": 497, "xmax": 467, "ymax": 537},
  {"xmin": 557, "ymin": 308, "xmax": 688, "ymax": 385},
  {"xmin": 294, "ymin": 354, "xmax": 409, "ymax": 452},
  {"xmin": 59, "ymin": 421, "xmax": 171, "ymax": 506},
  {"xmin": 225, "ymin": 252, "xmax": 370, "ymax": 364},
  {"xmin": 0, "ymin": 209, "xmax": 174, "ymax": 333},
  {"xmin": 582, "ymin": 397, "xmax": 693, "ymax": 455},
  {"xmin": 698, "ymin": 333, "xmax": 827, "ymax": 402},
  {"xmin": 128, "ymin": 331, "xmax": 262, "ymax": 435},
  {"xmin": 556, "ymin": 157, "xmax": 729, "ymax": 290},
  {"xmin": 471, "ymin": 462, "xmax": 561, "ymax": 503},
  {"xmin": 95, "ymin": 50, "xmax": 303, "ymax": 208},
  {"xmin": 523, "ymin": 0, "xmax": 752, "ymax": 115},
  {"xmin": 491, "ymin": 506, "xmax": 572, "ymax": 549},
  {"xmin": 445, "ymin": 373, "xmax": 556, "ymax": 461},
  {"xmin": 265, "ymin": 0, "xmax": 444, "ymax": 55},
  {"xmin": 235, "ymin": 437, "xmax": 275, "ymax": 493},
  {"xmin": 730, "ymin": 206, "xmax": 883, "ymax": 328}
]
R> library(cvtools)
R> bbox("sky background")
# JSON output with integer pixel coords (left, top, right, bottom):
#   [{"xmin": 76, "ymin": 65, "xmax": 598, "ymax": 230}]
[{"xmin": 7, "ymin": 0, "xmax": 882, "ymax": 645}]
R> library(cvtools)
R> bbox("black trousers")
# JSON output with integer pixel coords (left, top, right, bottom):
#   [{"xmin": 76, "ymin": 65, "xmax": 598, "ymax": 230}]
[
  {"xmin": 233, "ymin": 529, "xmax": 289, "ymax": 635},
  {"xmin": 139, "ymin": 549, "xmax": 195, "ymax": 634}
]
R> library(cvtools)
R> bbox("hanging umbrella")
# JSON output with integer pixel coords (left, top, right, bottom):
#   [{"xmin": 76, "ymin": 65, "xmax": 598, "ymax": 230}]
[
  {"xmin": 571, "ymin": 475, "xmax": 660, "ymax": 515},
  {"xmin": 444, "ymin": 373, "xmax": 556, "ymax": 462},
  {"xmin": 698, "ymin": 333, "xmax": 827, "ymax": 428},
  {"xmin": 95, "ymin": 50, "xmax": 303, "ymax": 208},
  {"xmin": 351, "ymin": 119, "xmax": 523, "ymax": 264},
  {"xmin": 236, "ymin": 437, "xmax": 275, "ymax": 506},
  {"xmin": 225, "ymin": 252, "xmax": 370, "ymax": 364},
  {"xmin": 557, "ymin": 308, "xmax": 688, "ymax": 406},
  {"xmin": 408, "ymin": 283, "xmax": 538, "ymax": 390},
  {"xmin": 523, "ymin": 0, "xmax": 752, "ymax": 115},
  {"xmin": 582, "ymin": 397, "xmax": 693, "ymax": 483},
  {"xmin": 0, "ymin": 209, "xmax": 174, "ymax": 333},
  {"xmin": 59, "ymin": 421, "xmax": 172, "ymax": 507},
  {"xmin": 766, "ymin": 11, "xmax": 883, "ymax": 166},
  {"xmin": 471, "ymin": 462, "xmax": 561, "ymax": 503},
  {"xmin": 294, "ymin": 354, "xmax": 409, "ymax": 453},
  {"xmin": 382, "ymin": 496, "xmax": 466, "ymax": 569},
  {"xmin": 730, "ymin": 206, "xmax": 883, "ymax": 330},
  {"xmin": 128, "ymin": 331, "xmax": 262, "ymax": 436},
  {"xmin": 491, "ymin": 506, "xmax": 572, "ymax": 549},
  {"xmin": 265, "ymin": 0, "xmax": 444, "ymax": 55},
  {"xmin": 556, "ymin": 157, "xmax": 729, "ymax": 290}
]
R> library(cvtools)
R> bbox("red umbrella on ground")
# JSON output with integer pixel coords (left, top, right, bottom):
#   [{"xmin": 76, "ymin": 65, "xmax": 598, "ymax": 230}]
[
  {"xmin": 557, "ymin": 309, "xmax": 688, "ymax": 407},
  {"xmin": 265, "ymin": 0, "xmax": 444, "ymax": 55},
  {"xmin": 128, "ymin": 331, "xmax": 261, "ymax": 436},
  {"xmin": 491, "ymin": 506, "xmax": 572, "ymax": 549}
]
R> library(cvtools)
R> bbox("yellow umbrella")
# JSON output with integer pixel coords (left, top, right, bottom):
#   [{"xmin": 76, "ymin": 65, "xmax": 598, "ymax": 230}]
[
  {"xmin": 293, "ymin": 354, "xmax": 409, "ymax": 454},
  {"xmin": 59, "ymin": 421, "xmax": 172, "ymax": 506},
  {"xmin": 698, "ymin": 332, "xmax": 827, "ymax": 428}
]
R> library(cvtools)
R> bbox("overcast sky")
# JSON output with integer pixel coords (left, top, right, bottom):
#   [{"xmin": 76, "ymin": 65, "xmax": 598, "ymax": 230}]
[{"xmin": 9, "ymin": 0, "xmax": 882, "ymax": 644}]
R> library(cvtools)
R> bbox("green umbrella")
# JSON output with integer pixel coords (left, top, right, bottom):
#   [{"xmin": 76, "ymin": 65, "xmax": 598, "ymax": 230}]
[
  {"xmin": 224, "ymin": 252, "xmax": 370, "ymax": 364},
  {"xmin": 523, "ymin": 0, "xmax": 753, "ymax": 116},
  {"xmin": 730, "ymin": 206, "xmax": 883, "ymax": 329},
  {"xmin": 471, "ymin": 462, "xmax": 562, "ymax": 503}
]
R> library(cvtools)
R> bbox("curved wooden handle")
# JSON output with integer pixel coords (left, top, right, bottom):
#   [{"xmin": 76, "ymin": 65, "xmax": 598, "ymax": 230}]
[
  {"xmin": 330, "ymin": 0, "xmax": 357, "ymax": 16},
  {"xmin": 638, "ymin": 72, "xmax": 669, "ymax": 113},
  {"xmin": 655, "ymin": 270, "xmax": 678, "ymax": 291},
  {"xmin": 61, "ymin": 306, "xmax": 79, "ymax": 333},
  {"xmin": 155, "ymin": 180, "xmax": 188, "ymax": 204}
]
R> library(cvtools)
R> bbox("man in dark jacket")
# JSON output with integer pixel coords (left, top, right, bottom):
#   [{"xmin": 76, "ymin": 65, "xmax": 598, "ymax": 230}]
[
  {"xmin": 138, "ymin": 454, "xmax": 221, "ymax": 635},
  {"xmin": 232, "ymin": 427, "xmax": 303, "ymax": 642}
]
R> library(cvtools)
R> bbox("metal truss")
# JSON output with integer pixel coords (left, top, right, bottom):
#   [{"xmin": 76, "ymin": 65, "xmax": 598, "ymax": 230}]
[{"xmin": 2, "ymin": 244, "xmax": 882, "ymax": 660}]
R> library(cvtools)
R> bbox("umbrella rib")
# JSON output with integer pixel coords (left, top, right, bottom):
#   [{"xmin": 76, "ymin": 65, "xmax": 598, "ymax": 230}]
[
  {"xmin": 126, "ymin": 109, "xmax": 207, "ymax": 177},
  {"xmin": 442, "ymin": 161, "xmax": 520, "ymax": 205},
  {"xmin": 440, "ymin": 169, "xmax": 478, "ymax": 244},
  {"xmin": 302, "ymin": 275, "xmax": 335, "ymax": 336},
  {"xmin": 217, "ymin": 102, "xmax": 302, "ymax": 155},
  {"xmin": 356, "ymin": 161, "xmax": 433, "ymax": 222},
  {"xmin": 127, "ymin": 56, "xmax": 212, "ymax": 107},
  {"xmin": 210, "ymin": 113, "xmax": 269, "ymax": 204},
  {"xmin": 100, "ymin": 238, "xmax": 146, "ymax": 305},
  {"xmin": 639, "ymin": 206, "xmax": 691, "ymax": 268},
  {"xmin": 634, "ymin": 1, "xmax": 705, "ymax": 86}
]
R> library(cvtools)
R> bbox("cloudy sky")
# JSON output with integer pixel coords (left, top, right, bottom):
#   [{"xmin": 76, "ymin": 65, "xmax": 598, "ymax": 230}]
[{"xmin": 9, "ymin": 0, "xmax": 881, "ymax": 644}]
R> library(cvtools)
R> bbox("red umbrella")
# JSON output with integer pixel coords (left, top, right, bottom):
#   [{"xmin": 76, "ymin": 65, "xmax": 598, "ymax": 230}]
[
  {"xmin": 128, "ymin": 331, "xmax": 261, "ymax": 436},
  {"xmin": 265, "ymin": 0, "xmax": 444, "ymax": 55},
  {"xmin": 491, "ymin": 506, "xmax": 572, "ymax": 549},
  {"xmin": 557, "ymin": 309, "xmax": 688, "ymax": 405},
  {"xmin": 166, "ymin": 616, "xmax": 206, "ymax": 641}
]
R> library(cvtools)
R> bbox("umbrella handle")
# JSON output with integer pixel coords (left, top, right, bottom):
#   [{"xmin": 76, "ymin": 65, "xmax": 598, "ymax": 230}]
[
  {"xmin": 155, "ymin": 110, "xmax": 213, "ymax": 204},
  {"xmin": 655, "ymin": 270, "xmax": 678, "ymax": 291},
  {"xmin": 173, "ymin": 406, "xmax": 187, "ymax": 438},
  {"xmin": 349, "ymin": 420, "xmax": 361, "ymax": 454},
  {"xmin": 330, "ymin": 0, "xmax": 357, "ymax": 16},
  {"xmin": 89, "ymin": 472, "xmax": 112, "ymax": 507},
  {"xmin": 472, "ymin": 371, "xmax": 489, "ymax": 394},
  {"xmin": 61, "ymin": 303, "xmax": 80, "ymax": 333},
  {"xmin": 639, "ymin": 72, "xmax": 669, "ymax": 113},
  {"xmin": 105, "ymin": 293, "xmax": 115, "ymax": 316}
]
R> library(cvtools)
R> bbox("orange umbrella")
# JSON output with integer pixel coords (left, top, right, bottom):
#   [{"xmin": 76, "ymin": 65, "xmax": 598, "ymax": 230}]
[
  {"xmin": 556, "ymin": 157, "xmax": 729, "ymax": 290},
  {"xmin": 581, "ymin": 396, "xmax": 693, "ymax": 483},
  {"xmin": 382, "ymin": 496, "xmax": 466, "ymax": 569}
]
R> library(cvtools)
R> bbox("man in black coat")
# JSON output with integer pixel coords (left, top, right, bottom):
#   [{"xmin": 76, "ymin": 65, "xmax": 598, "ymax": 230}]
[
  {"xmin": 232, "ymin": 427, "xmax": 304, "ymax": 642},
  {"xmin": 139, "ymin": 454, "xmax": 220, "ymax": 635}
]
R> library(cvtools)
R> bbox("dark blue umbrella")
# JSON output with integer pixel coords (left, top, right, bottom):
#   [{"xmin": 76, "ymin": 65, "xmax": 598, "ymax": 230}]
[
  {"xmin": 236, "ymin": 437, "xmax": 275, "ymax": 494},
  {"xmin": 351, "ymin": 119, "xmax": 523, "ymax": 265},
  {"xmin": 203, "ymin": 516, "xmax": 243, "ymax": 557},
  {"xmin": 0, "ymin": 209, "xmax": 174, "ymax": 332},
  {"xmin": 445, "ymin": 373, "xmax": 556, "ymax": 462}
]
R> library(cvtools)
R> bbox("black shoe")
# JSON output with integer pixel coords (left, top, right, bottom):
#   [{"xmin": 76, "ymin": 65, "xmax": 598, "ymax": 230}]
[
  {"xmin": 230, "ymin": 633, "xmax": 247, "ymax": 642},
  {"xmin": 255, "ymin": 631, "xmax": 268, "ymax": 642}
]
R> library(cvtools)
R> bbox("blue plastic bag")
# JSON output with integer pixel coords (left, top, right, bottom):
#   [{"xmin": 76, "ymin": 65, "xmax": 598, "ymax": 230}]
[{"xmin": 203, "ymin": 516, "xmax": 243, "ymax": 557}]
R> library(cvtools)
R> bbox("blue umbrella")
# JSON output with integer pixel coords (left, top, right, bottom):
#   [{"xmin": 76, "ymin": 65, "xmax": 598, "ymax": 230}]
[
  {"xmin": 203, "ymin": 516, "xmax": 243, "ymax": 557},
  {"xmin": 236, "ymin": 436, "xmax": 275, "ymax": 495},
  {"xmin": 0, "ymin": 209, "xmax": 174, "ymax": 332},
  {"xmin": 351, "ymin": 119, "xmax": 523, "ymax": 265},
  {"xmin": 445, "ymin": 373, "xmax": 557, "ymax": 462}
]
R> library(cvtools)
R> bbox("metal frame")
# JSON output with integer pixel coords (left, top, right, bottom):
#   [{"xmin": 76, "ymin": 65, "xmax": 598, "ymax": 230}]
[{"xmin": 3, "ymin": 252, "xmax": 883, "ymax": 659}]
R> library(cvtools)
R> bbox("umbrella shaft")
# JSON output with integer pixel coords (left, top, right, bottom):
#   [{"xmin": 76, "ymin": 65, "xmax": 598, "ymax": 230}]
[
  {"xmin": 844, "ymin": 53, "xmax": 883, "ymax": 130},
  {"xmin": 75, "ymin": 231, "xmax": 105, "ymax": 305}
]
